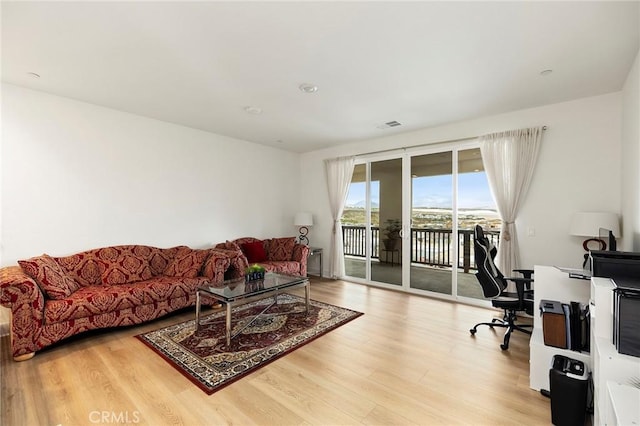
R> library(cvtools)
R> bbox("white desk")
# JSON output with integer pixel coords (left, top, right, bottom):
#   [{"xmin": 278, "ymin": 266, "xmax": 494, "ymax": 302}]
[{"xmin": 530, "ymin": 265, "xmax": 591, "ymax": 392}]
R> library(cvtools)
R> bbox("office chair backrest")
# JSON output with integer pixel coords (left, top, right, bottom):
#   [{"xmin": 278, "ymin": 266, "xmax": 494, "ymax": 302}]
[{"xmin": 474, "ymin": 225, "xmax": 506, "ymax": 299}]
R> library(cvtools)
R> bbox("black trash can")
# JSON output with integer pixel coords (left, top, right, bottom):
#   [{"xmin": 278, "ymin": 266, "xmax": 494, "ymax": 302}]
[{"xmin": 549, "ymin": 355, "xmax": 589, "ymax": 426}]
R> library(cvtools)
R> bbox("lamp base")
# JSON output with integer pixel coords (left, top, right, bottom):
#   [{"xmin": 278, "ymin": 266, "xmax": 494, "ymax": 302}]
[
  {"xmin": 581, "ymin": 238, "xmax": 607, "ymax": 268},
  {"xmin": 298, "ymin": 226, "xmax": 309, "ymax": 246}
]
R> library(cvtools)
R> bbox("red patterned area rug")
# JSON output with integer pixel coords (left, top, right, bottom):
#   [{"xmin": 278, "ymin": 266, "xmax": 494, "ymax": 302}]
[{"xmin": 136, "ymin": 294, "xmax": 363, "ymax": 394}]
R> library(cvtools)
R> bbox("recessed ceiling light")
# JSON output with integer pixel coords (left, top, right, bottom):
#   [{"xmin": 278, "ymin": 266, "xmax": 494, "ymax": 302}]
[
  {"xmin": 243, "ymin": 106, "xmax": 263, "ymax": 115},
  {"xmin": 540, "ymin": 69, "xmax": 553, "ymax": 76},
  {"xmin": 26, "ymin": 72, "xmax": 40, "ymax": 79},
  {"xmin": 298, "ymin": 83, "xmax": 318, "ymax": 93}
]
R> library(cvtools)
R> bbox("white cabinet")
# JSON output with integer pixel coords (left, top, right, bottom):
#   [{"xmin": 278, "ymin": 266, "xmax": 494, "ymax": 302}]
[
  {"xmin": 605, "ymin": 382, "xmax": 640, "ymax": 425},
  {"xmin": 591, "ymin": 278, "xmax": 640, "ymax": 426},
  {"xmin": 529, "ymin": 267, "xmax": 640, "ymax": 424},
  {"xmin": 529, "ymin": 265, "xmax": 591, "ymax": 392}
]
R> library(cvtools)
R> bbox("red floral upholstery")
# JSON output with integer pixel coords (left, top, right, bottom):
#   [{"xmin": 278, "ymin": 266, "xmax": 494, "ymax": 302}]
[
  {"xmin": 138, "ymin": 276, "xmax": 208, "ymax": 303},
  {"xmin": 163, "ymin": 247, "xmax": 210, "ymax": 278},
  {"xmin": 261, "ymin": 261, "xmax": 301, "ymax": 275},
  {"xmin": 44, "ymin": 284, "xmax": 148, "ymax": 322},
  {"xmin": 268, "ymin": 237, "xmax": 296, "ymax": 261},
  {"xmin": 1, "ymin": 245, "xmax": 232, "ymax": 361},
  {"xmin": 230, "ymin": 237, "xmax": 309, "ymax": 277},
  {"xmin": 18, "ymin": 255, "xmax": 80, "ymax": 300},
  {"xmin": 212, "ymin": 245, "xmax": 248, "ymax": 280},
  {"xmin": 201, "ymin": 252, "xmax": 232, "ymax": 282},
  {"xmin": 54, "ymin": 245, "xmax": 185, "ymax": 287}
]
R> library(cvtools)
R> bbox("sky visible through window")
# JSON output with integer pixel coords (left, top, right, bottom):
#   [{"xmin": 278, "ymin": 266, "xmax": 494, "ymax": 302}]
[{"xmin": 345, "ymin": 171, "xmax": 495, "ymax": 209}]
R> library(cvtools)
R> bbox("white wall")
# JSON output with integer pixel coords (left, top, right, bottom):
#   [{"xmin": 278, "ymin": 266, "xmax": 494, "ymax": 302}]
[
  {"xmin": 621, "ymin": 50, "xmax": 640, "ymax": 251},
  {"xmin": 300, "ymin": 92, "xmax": 622, "ymax": 274},
  {"xmin": 1, "ymin": 84, "xmax": 301, "ymax": 266}
]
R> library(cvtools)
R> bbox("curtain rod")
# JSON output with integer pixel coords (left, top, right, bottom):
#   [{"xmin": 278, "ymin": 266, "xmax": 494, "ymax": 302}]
[{"xmin": 357, "ymin": 126, "xmax": 547, "ymax": 158}]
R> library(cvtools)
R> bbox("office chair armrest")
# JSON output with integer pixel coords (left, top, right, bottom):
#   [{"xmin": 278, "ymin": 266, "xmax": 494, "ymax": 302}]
[
  {"xmin": 506, "ymin": 275, "xmax": 534, "ymax": 291},
  {"xmin": 513, "ymin": 269, "xmax": 534, "ymax": 279},
  {"xmin": 505, "ymin": 277, "xmax": 534, "ymax": 302}
]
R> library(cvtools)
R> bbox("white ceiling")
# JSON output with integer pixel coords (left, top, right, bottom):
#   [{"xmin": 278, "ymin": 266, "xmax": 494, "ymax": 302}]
[{"xmin": 3, "ymin": 1, "xmax": 639, "ymax": 153}]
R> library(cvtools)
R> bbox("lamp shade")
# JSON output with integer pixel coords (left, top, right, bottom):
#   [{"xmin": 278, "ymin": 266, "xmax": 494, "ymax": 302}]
[
  {"xmin": 294, "ymin": 212, "xmax": 313, "ymax": 227},
  {"xmin": 569, "ymin": 212, "xmax": 620, "ymax": 237}
]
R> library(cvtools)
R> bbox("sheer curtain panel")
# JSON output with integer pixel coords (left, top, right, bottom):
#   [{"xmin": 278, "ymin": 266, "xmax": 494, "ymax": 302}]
[
  {"xmin": 324, "ymin": 156, "xmax": 355, "ymax": 279},
  {"xmin": 480, "ymin": 127, "xmax": 543, "ymax": 278}
]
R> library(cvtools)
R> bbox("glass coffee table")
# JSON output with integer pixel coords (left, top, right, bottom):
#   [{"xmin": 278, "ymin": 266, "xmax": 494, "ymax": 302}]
[{"xmin": 195, "ymin": 272, "xmax": 310, "ymax": 346}]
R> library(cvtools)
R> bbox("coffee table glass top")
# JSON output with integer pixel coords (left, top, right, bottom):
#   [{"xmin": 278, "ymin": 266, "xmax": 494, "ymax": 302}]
[{"xmin": 198, "ymin": 272, "xmax": 308, "ymax": 301}]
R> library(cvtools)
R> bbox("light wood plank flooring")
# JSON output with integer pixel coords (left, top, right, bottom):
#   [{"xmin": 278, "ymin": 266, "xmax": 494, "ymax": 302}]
[{"xmin": 1, "ymin": 278, "xmax": 550, "ymax": 425}]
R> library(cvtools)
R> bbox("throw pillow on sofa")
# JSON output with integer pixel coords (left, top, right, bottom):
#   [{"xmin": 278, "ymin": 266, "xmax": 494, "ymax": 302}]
[
  {"xmin": 163, "ymin": 247, "xmax": 210, "ymax": 278},
  {"xmin": 18, "ymin": 254, "xmax": 80, "ymax": 300},
  {"xmin": 268, "ymin": 237, "xmax": 296, "ymax": 261},
  {"xmin": 241, "ymin": 241, "xmax": 268, "ymax": 263}
]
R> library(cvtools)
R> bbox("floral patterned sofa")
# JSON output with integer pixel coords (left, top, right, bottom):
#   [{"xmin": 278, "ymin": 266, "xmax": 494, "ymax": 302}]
[
  {"xmin": 0, "ymin": 245, "xmax": 233, "ymax": 361},
  {"xmin": 216, "ymin": 237, "xmax": 309, "ymax": 277}
]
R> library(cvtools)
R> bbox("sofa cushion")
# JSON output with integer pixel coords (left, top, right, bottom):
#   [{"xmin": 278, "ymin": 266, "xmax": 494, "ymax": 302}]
[
  {"xmin": 18, "ymin": 254, "xmax": 80, "ymax": 300},
  {"xmin": 241, "ymin": 241, "xmax": 268, "ymax": 263},
  {"xmin": 261, "ymin": 261, "xmax": 301, "ymax": 275},
  {"xmin": 267, "ymin": 237, "xmax": 296, "ymax": 261},
  {"xmin": 140, "ymin": 276, "xmax": 207, "ymax": 303},
  {"xmin": 44, "ymin": 284, "xmax": 147, "ymax": 322},
  {"xmin": 163, "ymin": 248, "xmax": 210, "ymax": 278}
]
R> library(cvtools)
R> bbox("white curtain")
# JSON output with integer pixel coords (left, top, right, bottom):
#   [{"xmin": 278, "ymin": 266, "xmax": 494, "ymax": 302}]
[
  {"xmin": 480, "ymin": 127, "xmax": 543, "ymax": 278},
  {"xmin": 324, "ymin": 156, "xmax": 355, "ymax": 279}
]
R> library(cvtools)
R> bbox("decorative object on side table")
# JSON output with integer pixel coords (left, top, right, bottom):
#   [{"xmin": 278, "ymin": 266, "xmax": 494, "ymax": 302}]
[
  {"xmin": 245, "ymin": 264, "xmax": 266, "ymax": 282},
  {"xmin": 294, "ymin": 212, "xmax": 314, "ymax": 245}
]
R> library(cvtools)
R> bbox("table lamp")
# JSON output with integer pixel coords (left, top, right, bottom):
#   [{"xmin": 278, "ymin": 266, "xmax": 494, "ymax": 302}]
[
  {"xmin": 569, "ymin": 211, "xmax": 620, "ymax": 267},
  {"xmin": 294, "ymin": 212, "xmax": 313, "ymax": 245}
]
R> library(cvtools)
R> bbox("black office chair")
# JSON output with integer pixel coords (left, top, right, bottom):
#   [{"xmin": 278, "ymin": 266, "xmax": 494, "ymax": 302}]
[{"xmin": 469, "ymin": 225, "xmax": 534, "ymax": 350}]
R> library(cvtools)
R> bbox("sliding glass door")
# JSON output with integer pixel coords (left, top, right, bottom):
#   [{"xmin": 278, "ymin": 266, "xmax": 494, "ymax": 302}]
[
  {"xmin": 456, "ymin": 148, "xmax": 500, "ymax": 299},
  {"xmin": 409, "ymin": 152, "xmax": 453, "ymax": 294},
  {"xmin": 370, "ymin": 158, "xmax": 402, "ymax": 286},
  {"xmin": 342, "ymin": 143, "xmax": 500, "ymax": 300}
]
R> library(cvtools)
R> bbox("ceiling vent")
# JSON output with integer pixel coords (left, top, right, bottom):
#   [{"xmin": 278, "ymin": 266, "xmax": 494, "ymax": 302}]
[{"xmin": 377, "ymin": 120, "xmax": 402, "ymax": 129}]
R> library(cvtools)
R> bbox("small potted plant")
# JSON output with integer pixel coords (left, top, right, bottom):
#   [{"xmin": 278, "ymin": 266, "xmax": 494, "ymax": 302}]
[
  {"xmin": 382, "ymin": 219, "xmax": 402, "ymax": 250},
  {"xmin": 245, "ymin": 264, "xmax": 266, "ymax": 282}
]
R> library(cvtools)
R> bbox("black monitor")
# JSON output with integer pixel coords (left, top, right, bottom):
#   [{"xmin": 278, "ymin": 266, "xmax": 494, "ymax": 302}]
[{"xmin": 590, "ymin": 250, "xmax": 640, "ymax": 279}]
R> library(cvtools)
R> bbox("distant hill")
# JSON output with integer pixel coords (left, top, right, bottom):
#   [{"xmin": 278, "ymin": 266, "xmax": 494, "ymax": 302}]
[{"xmin": 347, "ymin": 200, "xmax": 379, "ymax": 208}]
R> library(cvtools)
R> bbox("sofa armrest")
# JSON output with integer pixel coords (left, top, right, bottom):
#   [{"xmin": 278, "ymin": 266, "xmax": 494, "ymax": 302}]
[
  {"xmin": 292, "ymin": 244, "xmax": 310, "ymax": 277},
  {"xmin": 201, "ymin": 251, "xmax": 232, "ymax": 284},
  {"xmin": 211, "ymin": 248, "xmax": 248, "ymax": 280},
  {"xmin": 0, "ymin": 266, "xmax": 46, "ymax": 359},
  {"xmin": 1, "ymin": 266, "xmax": 45, "ymax": 309}
]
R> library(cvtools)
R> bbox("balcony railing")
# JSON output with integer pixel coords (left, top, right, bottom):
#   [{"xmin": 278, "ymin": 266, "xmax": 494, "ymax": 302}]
[{"xmin": 342, "ymin": 225, "xmax": 500, "ymax": 272}]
